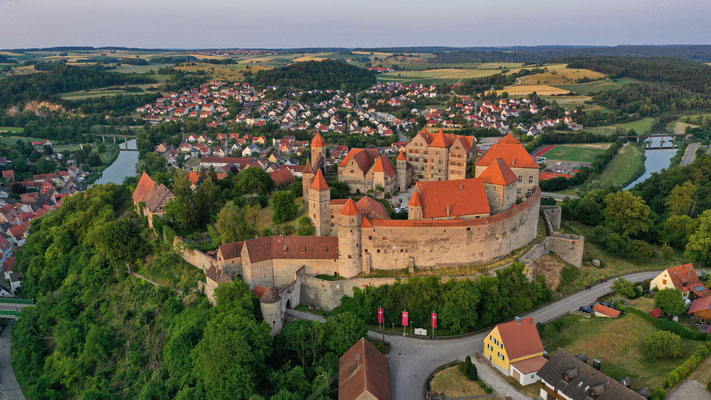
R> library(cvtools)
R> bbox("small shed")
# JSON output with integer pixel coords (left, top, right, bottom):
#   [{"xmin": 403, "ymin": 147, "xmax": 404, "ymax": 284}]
[{"xmin": 650, "ymin": 308, "xmax": 663, "ymax": 318}]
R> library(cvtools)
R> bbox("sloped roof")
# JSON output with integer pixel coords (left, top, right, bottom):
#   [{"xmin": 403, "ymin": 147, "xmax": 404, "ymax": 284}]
[
  {"xmin": 339, "ymin": 338, "xmax": 392, "ymax": 400},
  {"xmin": 429, "ymin": 129, "xmax": 453, "ymax": 148},
  {"xmin": 476, "ymin": 142, "xmax": 539, "ymax": 169},
  {"xmin": 355, "ymin": 197, "xmax": 390, "ymax": 220},
  {"xmin": 133, "ymin": 172, "xmax": 156, "ymax": 205},
  {"xmin": 144, "ymin": 184, "xmax": 175, "ymax": 213},
  {"xmin": 396, "ymin": 150, "xmax": 406, "ymax": 161},
  {"xmin": 218, "ymin": 241, "xmax": 244, "ymax": 260},
  {"xmin": 537, "ymin": 350, "xmax": 645, "ymax": 400},
  {"xmin": 243, "ymin": 236, "xmax": 339, "ymax": 263},
  {"xmin": 494, "ymin": 317, "xmax": 544, "ymax": 360},
  {"xmin": 339, "ymin": 148, "xmax": 381, "ymax": 174},
  {"xmin": 479, "ymin": 158, "xmax": 518, "ymax": 186},
  {"xmin": 270, "ymin": 168, "xmax": 295, "ymax": 187},
  {"xmin": 512, "ymin": 355, "xmax": 548, "ymax": 374},
  {"xmin": 593, "ymin": 303, "xmax": 621, "ymax": 318},
  {"xmin": 339, "ymin": 199, "xmax": 360, "ymax": 216},
  {"xmin": 373, "ymin": 156, "xmax": 396, "ymax": 178},
  {"xmin": 499, "ymin": 133, "xmax": 521, "ymax": 144},
  {"xmin": 311, "ymin": 132, "xmax": 326, "ymax": 148},
  {"xmin": 690, "ymin": 296, "xmax": 711, "ymax": 314},
  {"xmin": 415, "ymin": 178, "xmax": 490, "ymax": 219},
  {"xmin": 260, "ymin": 287, "xmax": 281, "ymax": 304},
  {"xmin": 664, "ymin": 264, "xmax": 708, "ymax": 296},
  {"xmin": 408, "ymin": 190, "xmax": 422, "ymax": 207},
  {"xmin": 417, "ymin": 128, "xmax": 475, "ymax": 152},
  {"xmin": 310, "ymin": 170, "xmax": 329, "ymax": 191}
]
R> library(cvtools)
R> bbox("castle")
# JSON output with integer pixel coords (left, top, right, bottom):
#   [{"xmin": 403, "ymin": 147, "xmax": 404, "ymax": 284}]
[{"xmin": 135, "ymin": 131, "xmax": 548, "ymax": 335}]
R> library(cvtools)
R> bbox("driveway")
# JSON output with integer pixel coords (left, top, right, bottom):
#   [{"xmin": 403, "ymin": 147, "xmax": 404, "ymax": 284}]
[
  {"xmin": 0, "ymin": 321, "xmax": 24, "ymax": 400},
  {"xmin": 667, "ymin": 380, "xmax": 711, "ymax": 400}
]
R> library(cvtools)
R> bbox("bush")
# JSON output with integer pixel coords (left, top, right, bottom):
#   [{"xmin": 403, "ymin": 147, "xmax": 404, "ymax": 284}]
[
  {"xmin": 627, "ymin": 308, "xmax": 707, "ymax": 340},
  {"xmin": 643, "ymin": 331, "xmax": 682, "ymax": 360},
  {"xmin": 651, "ymin": 388, "xmax": 667, "ymax": 400},
  {"xmin": 460, "ymin": 355, "xmax": 477, "ymax": 381},
  {"xmin": 664, "ymin": 342, "xmax": 711, "ymax": 388},
  {"xmin": 707, "ymin": 381, "xmax": 711, "ymax": 392}
]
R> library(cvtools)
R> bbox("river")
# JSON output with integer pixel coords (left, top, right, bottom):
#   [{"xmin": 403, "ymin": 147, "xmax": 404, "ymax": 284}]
[
  {"xmin": 624, "ymin": 136, "xmax": 677, "ymax": 190},
  {"xmin": 93, "ymin": 139, "xmax": 140, "ymax": 185}
]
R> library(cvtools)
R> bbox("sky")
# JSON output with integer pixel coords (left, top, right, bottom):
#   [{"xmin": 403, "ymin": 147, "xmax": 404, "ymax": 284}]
[{"xmin": 1, "ymin": 0, "xmax": 710, "ymax": 49}]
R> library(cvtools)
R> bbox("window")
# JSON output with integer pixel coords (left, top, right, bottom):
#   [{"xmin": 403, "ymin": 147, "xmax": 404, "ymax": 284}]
[
  {"xmin": 518, "ymin": 175, "xmax": 522, "ymax": 183},
  {"xmin": 517, "ymin": 188, "xmax": 522, "ymax": 195},
  {"xmin": 662, "ymin": 279, "xmax": 667, "ymax": 285},
  {"xmin": 527, "ymin": 188, "xmax": 532, "ymax": 195},
  {"xmin": 529, "ymin": 175, "xmax": 533, "ymax": 184}
]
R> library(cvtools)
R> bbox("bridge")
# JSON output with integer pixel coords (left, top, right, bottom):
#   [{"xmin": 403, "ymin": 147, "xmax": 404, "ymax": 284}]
[
  {"xmin": 625, "ymin": 134, "xmax": 689, "ymax": 149},
  {"xmin": 93, "ymin": 134, "xmax": 138, "ymax": 150},
  {"xmin": 0, "ymin": 298, "xmax": 34, "ymax": 319}
]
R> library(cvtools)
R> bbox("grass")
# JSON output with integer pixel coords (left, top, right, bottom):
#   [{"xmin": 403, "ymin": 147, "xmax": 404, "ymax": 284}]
[
  {"xmin": 518, "ymin": 68, "xmax": 607, "ymax": 85},
  {"xmin": 294, "ymin": 304, "xmax": 329, "ymax": 317},
  {"xmin": 253, "ymin": 196, "xmax": 307, "ymax": 234},
  {"xmin": 0, "ymin": 127, "xmax": 23, "ymax": 134},
  {"xmin": 595, "ymin": 143, "xmax": 645, "ymax": 188},
  {"xmin": 587, "ymin": 117, "xmax": 656, "ymax": 135},
  {"xmin": 176, "ymin": 62, "xmax": 271, "ymax": 81},
  {"xmin": 498, "ymin": 84, "xmax": 570, "ymax": 96},
  {"xmin": 0, "ymin": 135, "xmax": 48, "ymax": 146},
  {"xmin": 544, "ymin": 144, "xmax": 608, "ymax": 163},
  {"xmin": 541, "ymin": 313, "xmax": 703, "ymax": 390},
  {"xmin": 430, "ymin": 365, "xmax": 497, "ymax": 398},
  {"xmin": 378, "ymin": 68, "xmax": 504, "ymax": 84},
  {"xmin": 554, "ymin": 77, "xmax": 640, "ymax": 95}
]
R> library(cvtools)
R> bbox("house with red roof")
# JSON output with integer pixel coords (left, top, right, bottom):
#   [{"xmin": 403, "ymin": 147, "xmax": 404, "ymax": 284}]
[
  {"xmin": 593, "ymin": 303, "xmax": 621, "ymax": 319},
  {"xmin": 337, "ymin": 148, "xmax": 397, "ymax": 197},
  {"xmin": 475, "ymin": 133, "xmax": 540, "ymax": 197},
  {"xmin": 689, "ymin": 296, "xmax": 711, "ymax": 324},
  {"xmin": 484, "ymin": 317, "xmax": 547, "ymax": 385},
  {"xmin": 650, "ymin": 264, "xmax": 709, "ymax": 300}
]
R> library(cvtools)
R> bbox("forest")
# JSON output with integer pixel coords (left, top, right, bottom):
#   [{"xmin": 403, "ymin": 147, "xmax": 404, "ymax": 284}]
[
  {"xmin": 0, "ymin": 62, "xmax": 155, "ymax": 108},
  {"xmin": 12, "ymin": 183, "xmax": 369, "ymax": 400},
  {"xmin": 251, "ymin": 60, "xmax": 377, "ymax": 92}
]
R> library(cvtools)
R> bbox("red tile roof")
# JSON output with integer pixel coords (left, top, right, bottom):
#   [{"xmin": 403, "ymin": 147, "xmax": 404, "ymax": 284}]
[
  {"xmin": 270, "ymin": 168, "xmax": 295, "ymax": 187},
  {"xmin": 218, "ymin": 241, "xmax": 244, "ymax": 260},
  {"xmin": 339, "ymin": 199, "xmax": 360, "ymax": 216},
  {"xmin": 479, "ymin": 158, "xmax": 518, "ymax": 186},
  {"xmin": 664, "ymin": 264, "xmax": 708, "ymax": 296},
  {"xmin": 415, "ymin": 178, "xmax": 490, "ymax": 219},
  {"xmin": 355, "ymin": 197, "xmax": 390, "ymax": 220},
  {"xmin": 339, "ymin": 338, "xmax": 392, "ymax": 400},
  {"xmin": 499, "ymin": 133, "xmax": 521, "ymax": 144},
  {"xmin": 429, "ymin": 129, "xmax": 453, "ymax": 148},
  {"xmin": 310, "ymin": 170, "xmax": 329, "ymax": 191},
  {"xmin": 311, "ymin": 132, "xmax": 326, "ymax": 148},
  {"xmin": 243, "ymin": 236, "xmax": 338, "ymax": 263},
  {"xmin": 3, "ymin": 256, "xmax": 15, "ymax": 272},
  {"xmin": 373, "ymin": 156, "xmax": 396, "ymax": 178},
  {"xmin": 133, "ymin": 172, "xmax": 156, "ymax": 205},
  {"xmin": 339, "ymin": 148, "xmax": 381, "ymax": 174},
  {"xmin": 417, "ymin": 128, "xmax": 475, "ymax": 153},
  {"xmin": 476, "ymin": 142, "xmax": 539, "ymax": 169},
  {"xmin": 494, "ymin": 317, "xmax": 544, "ymax": 360},
  {"xmin": 511, "ymin": 355, "xmax": 548, "ymax": 374},
  {"xmin": 408, "ymin": 191, "xmax": 422, "ymax": 207},
  {"xmin": 689, "ymin": 296, "xmax": 711, "ymax": 314},
  {"xmin": 396, "ymin": 150, "xmax": 406, "ymax": 161},
  {"xmin": 593, "ymin": 303, "xmax": 621, "ymax": 318}
]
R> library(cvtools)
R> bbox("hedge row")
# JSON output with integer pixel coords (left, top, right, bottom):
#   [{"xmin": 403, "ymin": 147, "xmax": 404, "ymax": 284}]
[
  {"xmin": 664, "ymin": 342, "xmax": 711, "ymax": 388},
  {"xmin": 627, "ymin": 308, "xmax": 708, "ymax": 340}
]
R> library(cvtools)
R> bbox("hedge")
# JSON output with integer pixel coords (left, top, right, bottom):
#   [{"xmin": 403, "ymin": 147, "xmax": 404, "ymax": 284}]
[
  {"xmin": 664, "ymin": 342, "xmax": 711, "ymax": 388},
  {"xmin": 627, "ymin": 308, "xmax": 708, "ymax": 340}
]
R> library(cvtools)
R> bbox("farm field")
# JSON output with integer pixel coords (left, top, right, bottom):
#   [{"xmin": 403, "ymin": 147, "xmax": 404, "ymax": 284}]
[
  {"xmin": 554, "ymin": 77, "xmax": 639, "ymax": 95},
  {"xmin": 541, "ymin": 95, "xmax": 591, "ymax": 109},
  {"xmin": 587, "ymin": 117, "xmax": 656, "ymax": 135},
  {"xmin": 0, "ymin": 127, "xmax": 23, "ymax": 133},
  {"xmin": 596, "ymin": 143, "xmax": 645, "ymax": 188},
  {"xmin": 668, "ymin": 121, "xmax": 698, "ymax": 134},
  {"xmin": 544, "ymin": 143, "xmax": 609, "ymax": 163},
  {"xmin": 499, "ymin": 84, "xmax": 570, "ymax": 95},
  {"xmin": 541, "ymin": 313, "xmax": 702, "ymax": 390},
  {"xmin": 175, "ymin": 62, "xmax": 271, "ymax": 81},
  {"xmin": 518, "ymin": 67, "xmax": 607, "ymax": 85},
  {"xmin": 0, "ymin": 135, "xmax": 47, "ymax": 146}
]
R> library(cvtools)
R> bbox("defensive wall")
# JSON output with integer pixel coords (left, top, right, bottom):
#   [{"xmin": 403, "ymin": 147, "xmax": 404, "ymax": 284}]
[
  {"xmin": 359, "ymin": 188, "xmax": 542, "ymax": 270},
  {"xmin": 519, "ymin": 205, "xmax": 584, "ymax": 269}
]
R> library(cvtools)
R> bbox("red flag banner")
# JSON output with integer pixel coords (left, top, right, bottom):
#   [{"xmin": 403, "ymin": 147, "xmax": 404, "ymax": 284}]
[
  {"xmin": 402, "ymin": 311, "xmax": 409, "ymax": 327},
  {"xmin": 431, "ymin": 312, "xmax": 437, "ymax": 329},
  {"xmin": 377, "ymin": 308, "xmax": 384, "ymax": 324}
]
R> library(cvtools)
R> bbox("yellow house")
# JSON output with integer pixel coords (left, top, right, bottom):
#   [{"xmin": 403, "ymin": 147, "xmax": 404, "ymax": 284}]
[
  {"xmin": 483, "ymin": 317, "xmax": 547, "ymax": 385},
  {"xmin": 650, "ymin": 264, "xmax": 709, "ymax": 300}
]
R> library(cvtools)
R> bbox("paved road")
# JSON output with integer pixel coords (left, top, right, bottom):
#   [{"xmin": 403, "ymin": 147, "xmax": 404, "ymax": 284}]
[
  {"xmin": 0, "ymin": 321, "xmax": 24, "ymax": 400},
  {"xmin": 667, "ymin": 379, "xmax": 711, "ymax": 400},
  {"xmin": 681, "ymin": 142, "xmax": 701, "ymax": 166},
  {"xmin": 288, "ymin": 271, "xmax": 660, "ymax": 400}
]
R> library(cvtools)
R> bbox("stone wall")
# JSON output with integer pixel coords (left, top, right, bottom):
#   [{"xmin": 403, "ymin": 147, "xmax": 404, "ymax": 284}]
[
  {"xmin": 173, "ymin": 237, "xmax": 215, "ymax": 272},
  {"xmin": 360, "ymin": 189, "xmax": 541, "ymax": 270},
  {"xmin": 541, "ymin": 206, "xmax": 562, "ymax": 233},
  {"xmin": 519, "ymin": 234, "xmax": 585, "ymax": 269},
  {"xmin": 300, "ymin": 275, "xmax": 400, "ymax": 311}
]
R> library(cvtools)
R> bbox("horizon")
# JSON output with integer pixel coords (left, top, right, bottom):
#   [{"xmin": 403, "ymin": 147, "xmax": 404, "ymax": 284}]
[{"xmin": 2, "ymin": 0, "xmax": 711, "ymax": 48}]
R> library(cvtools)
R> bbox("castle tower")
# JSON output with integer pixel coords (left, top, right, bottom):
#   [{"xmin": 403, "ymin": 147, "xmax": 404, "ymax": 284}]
[
  {"xmin": 408, "ymin": 190, "xmax": 423, "ymax": 220},
  {"xmin": 311, "ymin": 132, "xmax": 326, "ymax": 164},
  {"xmin": 309, "ymin": 169, "xmax": 331, "ymax": 236},
  {"xmin": 337, "ymin": 198, "xmax": 362, "ymax": 278},
  {"xmin": 396, "ymin": 150, "xmax": 407, "ymax": 192},
  {"xmin": 302, "ymin": 160, "xmax": 314, "ymax": 202},
  {"xmin": 259, "ymin": 287, "xmax": 283, "ymax": 336}
]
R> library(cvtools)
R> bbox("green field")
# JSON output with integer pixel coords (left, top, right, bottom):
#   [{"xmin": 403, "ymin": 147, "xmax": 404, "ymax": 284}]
[
  {"xmin": 0, "ymin": 127, "xmax": 23, "ymax": 133},
  {"xmin": 596, "ymin": 143, "xmax": 645, "ymax": 188},
  {"xmin": 541, "ymin": 312, "xmax": 702, "ymax": 390},
  {"xmin": 587, "ymin": 117, "xmax": 656, "ymax": 135},
  {"xmin": 544, "ymin": 144, "xmax": 608, "ymax": 162},
  {"xmin": 0, "ymin": 135, "xmax": 45, "ymax": 146},
  {"xmin": 554, "ymin": 77, "xmax": 639, "ymax": 95}
]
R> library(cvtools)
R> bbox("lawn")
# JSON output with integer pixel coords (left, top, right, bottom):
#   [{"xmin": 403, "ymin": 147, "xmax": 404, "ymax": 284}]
[
  {"xmin": 0, "ymin": 135, "xmax": 46, "ymax": 146},
  {"xmin": 587, "ymin": 117, "xmax": 656, "ymax": 135},
  {"xmin": 544, "ymin": 144, "xmax": 608, "ymax": 163},
  {"xmin": 0, "ymin": 127, "xmax": 23, "ymax": 134},
  {"xmin": 176, "ymin": 63, "xmax": 271, "ymax": 81},
  {"xmin": 541, "ymin": 313, "xmax": 702, "ymax": 390},
  {"xmin": 252, "ymin": 196, "xmax": 308, "ymax": 235},
  {"xmin": 518, "ymin": 67, "xmax": 606, "ymax": 85},
  {"xmin": 430, "ymin": 365, "xmax": 496, "ymax": 398},
  {"xmin": 378, "ymin": 68, "xmax": 504, "ymax": 84},
  {"xmin": 595, "ymin": 143, "xmax": 645, "ymax": 188},
  {"xmin": 554, "ymin": 77, "xmax": 639, "ymax": 95}
]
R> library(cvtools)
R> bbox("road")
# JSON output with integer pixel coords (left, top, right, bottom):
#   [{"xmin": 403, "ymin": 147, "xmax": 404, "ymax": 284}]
[
  {"xmin": 0, "ymin": 321, "xmax": 24, "ymax": 400},
  {"xmin": 288, "ymin": 271, "xmax": 659, "ymax": 400},
  {"xmin": 541, "ymin": 192, "xmax": 579, "ymax": 200},
  {"xmin": 681, "ymin": 142, "xmax": 702, "ymax": 166}
]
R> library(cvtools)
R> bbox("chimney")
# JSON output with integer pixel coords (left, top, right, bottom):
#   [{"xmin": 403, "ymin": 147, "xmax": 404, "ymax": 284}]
[
  {"xmin": 593, "ymin": 359, "xmax": 602, "ymax": 370},
  {"xmin": 459, "ymin": 184, "xmax": 463, "ymax": 191},
  {"xmin": 446, "ymin": 203, "xmax": 450, "ymax": 217},
  {"xmin": 515, "ymin": 316, "xmax": 521, "ymax": 325}
]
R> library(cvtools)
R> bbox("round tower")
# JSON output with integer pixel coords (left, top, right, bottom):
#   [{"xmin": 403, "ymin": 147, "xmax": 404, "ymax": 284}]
[
  {"xmin": 337, "ymin": 199, "xmax": 362, "ymax": 278},
  {"xmin": 396, "ymin": 150, "xmax": 408, "ymax": 192},
  {"xmin": 309, "ymin": 169, "xmax": 331, "ymax": 236},
  {"xmin": 259, "ymin": 287, "xmax": 283, "ymax": 336},
  {"xmin": 311, "ymin": 132, "xmax": 326, "ymax": 163}
]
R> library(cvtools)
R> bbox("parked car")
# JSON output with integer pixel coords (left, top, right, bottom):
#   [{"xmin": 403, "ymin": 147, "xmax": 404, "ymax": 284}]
[
  {"xmin": 579, "ymin": 306, "xmax": 593, "ymax": 313},
  {"xmin": 643, "ymin": 290, "xmax": 655, "ymax": 297},
  {"xmin": 599, "ymin": 302, "xmax": 611, "ymax": 308}
]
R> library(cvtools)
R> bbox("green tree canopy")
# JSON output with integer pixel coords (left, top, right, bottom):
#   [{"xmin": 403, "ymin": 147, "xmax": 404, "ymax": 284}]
[
  {"xmin": 604, "ymin": 191, "xmax": 652, "ymax": 238},
  {"xmin": 272, "ymin": 191, "xmax": 298, "ymax": 223},
  {"xmin": 654, "ymin": 288, "xmax": 686, "ymax": 316},
  {"xmin": 216, "ymin": 203, "xmax": 257, "ymax": 244},
  {"xmin": 643, "ymin": 331, "xmax": 682, "ymax": 360}
]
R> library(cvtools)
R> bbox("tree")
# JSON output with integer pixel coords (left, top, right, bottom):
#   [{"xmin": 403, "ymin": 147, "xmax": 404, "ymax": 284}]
[
  {"xmin": 654, "ymin": 288, "xmax": 686, "ymax": 316},
  {"xmin": 661, "ymin": 215, "xmax": 699, "ymax": 248},
  {"xmin": 685, "ymin": 210, "xmax": 711, "ymax": 266},
  {"xmin": 92, "ymin": 218, "xmax": 143, "ymax": 272},
  {"xmin": 604, "ymin": 191, "xmax": 652, "ymax": 238},
  {"xmin": 216, "ymin": 203, "xmax": 257, "ymax": 243},
  {"xmin": 440, "ymin": 280, "xmax": 480, "ymax": 334},
  {"xmin": 322, "ymin": 313, "xmax": 367, "ymax": 356},
  {"xmin": 611, "ymin": 278, "xmax": 637, "ymax": 298},
  {"xmin": 643, "ymin": 331, "xmax": 682, "ymax": 360},
  {"xmin": 460, "ymin": 355, "xmax": 477, "ymax": 381},
  {"xmin": 297, "ymin": 217, "xmax": 315, "ymax": 236},
  {"xmin": 665, "ymin": 181, "xmax": 698, "ymax": 217},
  {"xmin": 272, "ymin": 191, "xmax": 298, "ymax": 223},
  {"xmin": 235, "ymin": 167, "xmax": 275, "ymax": 196}
]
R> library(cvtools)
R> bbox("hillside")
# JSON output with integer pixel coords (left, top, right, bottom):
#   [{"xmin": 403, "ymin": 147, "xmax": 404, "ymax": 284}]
[{"xmin": 251, "ymin": 59, "xmax": 376, "ymax": 92}]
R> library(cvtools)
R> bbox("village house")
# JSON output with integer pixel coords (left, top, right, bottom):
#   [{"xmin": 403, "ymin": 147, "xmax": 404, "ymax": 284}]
[
  {"xmin": 650, "ymin": 264, "xmax": 709, "ymax": 300},
  {"xmin": 338, "ymin": 338, "xmax": 392, "ymax": 400},
  {"xmin": 483, "ymin": 317, "xmax": 547, "ymax": 385}
]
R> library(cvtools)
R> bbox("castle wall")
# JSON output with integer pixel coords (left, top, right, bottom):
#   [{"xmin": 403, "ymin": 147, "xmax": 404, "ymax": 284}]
[
  {"xmin": 359, "ymin": 189, "xmax": 541, "ymax": 270},
  {"xmin": 547, "ymin": 234, "xmax": 584, "ymax": 268},
  {"xmin": 173, "ymin": 237, "xmax": 215, "ymax": 272},
  {"xmin": 300, "ymin": 275, "xmax": 400, "ymax": 311},
  {"xmin": 541, "ymin": 206, "xmax": 562, "ymax": 233}
]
